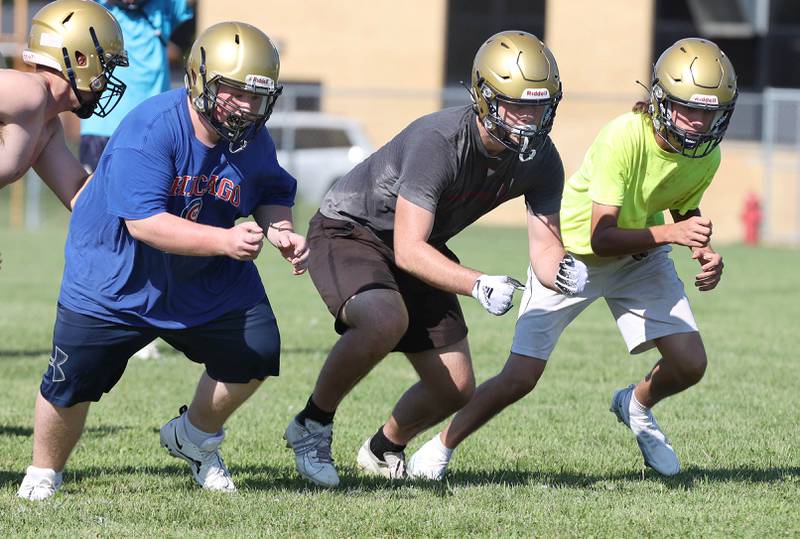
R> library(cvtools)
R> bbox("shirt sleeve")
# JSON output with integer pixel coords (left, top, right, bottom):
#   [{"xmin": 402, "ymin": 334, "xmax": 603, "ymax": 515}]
[
  {"xmin": 396, "ymin": 132, "xmax": 457, "ymax": 213},
  {"xmin": 523, "ymin": 138, "xmax": 565, "ymax": 215},
  {"xmin": 258, "ymin": 135, "xmax": 297, "ymax": 207},
  {"xmin": 260, "ymin": 167, "xmax": 297, "ymax": 207},
  {"xmin": 587, "ymin": 120, "xmax": 632, "ymax": 207},
  {"xmin": 105, "ymin": 144, "xmax": 176, "ymax": 220}
]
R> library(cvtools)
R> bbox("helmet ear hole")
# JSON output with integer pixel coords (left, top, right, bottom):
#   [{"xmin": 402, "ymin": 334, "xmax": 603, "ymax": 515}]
[{"xmin": 75, "ymin": 51, "xmax": 87, "ymax": 67}]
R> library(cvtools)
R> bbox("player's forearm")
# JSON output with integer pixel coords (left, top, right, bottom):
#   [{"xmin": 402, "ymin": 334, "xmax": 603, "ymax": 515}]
[
  {"xmin": 530, "ymin": 242, "xmax": 566, "ymax": 291},
  {"xmin": 254, "ymin": 205, "xmax": 295, "ymax": 247},
  {"xmin": 394, "ymin": 240, "xmax": 480, "ymax": 295},
  {"xmin": 47, "ymin": 174, "xmax": 88, "ymax": 211},
  {"xmin": 68, "ymin": 174, "xmax": 93, "ymax": 210},
  {"xmin": 591, "ymin": 225, "xmax": 670, "ymax": 257},
  {"xmin": 126, "ymin": 213, "xmax": 227, "ymax": 256}
]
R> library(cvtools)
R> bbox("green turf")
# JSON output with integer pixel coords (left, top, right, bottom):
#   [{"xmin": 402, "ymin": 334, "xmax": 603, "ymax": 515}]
[{"xmin": 0, "ymin": 206, "xmax": 798, "ymax": 537}]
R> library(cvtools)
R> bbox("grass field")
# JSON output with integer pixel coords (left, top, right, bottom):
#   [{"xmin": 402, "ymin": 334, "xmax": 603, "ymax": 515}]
[{"xmin": 0, "ymin": 200, "xmax": 799, "ymax": 537}]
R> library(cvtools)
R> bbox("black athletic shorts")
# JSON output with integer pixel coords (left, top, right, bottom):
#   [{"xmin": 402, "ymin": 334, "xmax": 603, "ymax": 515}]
[{"xmin": 306, "ymin": 211, "xmax": 468, "ymax": 353}]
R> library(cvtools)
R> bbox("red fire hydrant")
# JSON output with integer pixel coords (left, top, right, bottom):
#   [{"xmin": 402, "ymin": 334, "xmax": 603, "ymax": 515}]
[{"xmin": 741, "ymin": 192, "xmax": 762, "ymax": 245}]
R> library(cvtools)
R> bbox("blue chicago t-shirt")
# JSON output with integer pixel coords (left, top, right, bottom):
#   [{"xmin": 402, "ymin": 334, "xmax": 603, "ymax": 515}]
[{"xmin": 60, "ymin": 88, "xmax": 297, "ymax": 328}]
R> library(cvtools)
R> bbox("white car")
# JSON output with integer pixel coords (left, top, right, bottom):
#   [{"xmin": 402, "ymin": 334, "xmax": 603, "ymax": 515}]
[{"xmin": 267, "ymin": 112, "xmax": 373, "ymax": 204}]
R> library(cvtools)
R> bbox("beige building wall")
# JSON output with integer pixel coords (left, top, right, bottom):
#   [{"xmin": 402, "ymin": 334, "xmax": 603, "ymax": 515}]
[{"xmin": 197, "ymin": 0, "xmax": 448, "ymax": 146}]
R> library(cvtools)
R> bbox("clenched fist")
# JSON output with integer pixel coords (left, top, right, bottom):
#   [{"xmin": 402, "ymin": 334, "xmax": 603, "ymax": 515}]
[
  {"xmin": 669, "ymin": 216, "xmax": 712, "ymax": 248},
  {"xmin": 224, "ymin": 221, "xmax": 264, "ymax": 261}
]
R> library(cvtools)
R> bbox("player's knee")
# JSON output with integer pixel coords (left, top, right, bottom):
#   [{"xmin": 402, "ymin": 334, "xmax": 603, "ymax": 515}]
[
  {"xmin": 504, "ymin": 376, "xmax": 538, "ymax": 400},
  {"xmin": 452, "ymin": 376, "xmax": 476, "ymax": 408},
  {"xmin": 438, "ymin": 379, "xmax": 474, "ymax": 412},
  {"xmin": 685, "ymin": 354, "xmax": 707, "ymax": 384},
  {"xmin": 497, "ymin": 358, "xmax": 543, "ymax": 400},
  {"xmin": 675, "ymin": 352, "xmax": 707, "ymax": 386},
  {"xmin": 358, "ymin": 307, "xmax": 409, "ymax": 346},
  {"xmin": 345, "ymin": 292, "xmax": 409, "ymax": 344}
]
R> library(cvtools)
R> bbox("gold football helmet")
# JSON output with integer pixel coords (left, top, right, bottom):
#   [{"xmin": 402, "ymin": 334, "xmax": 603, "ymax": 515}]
[
  {"xmin": 649, "ymin": 37, "xmax": 737, "ymax": 158},
  {"xmin": 24, "ymin": 0, "xmax": 128, "ymax": 118},
  {"xmin": 185, "ymin": 22, "xmax": 282, "ymax": 153},
  {"xmin": 470, "ymin": 31, "xmax": 562, "ymax": 161}
]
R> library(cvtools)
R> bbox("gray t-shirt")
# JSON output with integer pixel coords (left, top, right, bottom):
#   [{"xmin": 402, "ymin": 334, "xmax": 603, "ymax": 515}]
[{"xmin": 320, "ymin": 105, "xmax": 564, "ymax": 247}]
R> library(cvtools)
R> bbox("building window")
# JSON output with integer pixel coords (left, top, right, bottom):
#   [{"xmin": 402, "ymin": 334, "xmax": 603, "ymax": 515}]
[{"xmin": 444, "ymin": 0, "xmax": 546, "ymax": 87}]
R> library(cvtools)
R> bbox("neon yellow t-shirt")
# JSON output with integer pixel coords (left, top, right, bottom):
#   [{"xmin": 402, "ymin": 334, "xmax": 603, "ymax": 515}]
[{"xmin": 560, "ymin": 112, "xmax": 721, "ymax": 255}]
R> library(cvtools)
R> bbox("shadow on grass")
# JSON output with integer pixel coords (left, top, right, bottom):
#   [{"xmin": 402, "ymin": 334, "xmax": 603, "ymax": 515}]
[
  {"xmin": 1, "ymin": 424, "xmax": 132, "ymax": 438},
  {"xmin": 234, "ymin": 464, "xmax": 446, "ymax": 494},
  {"xmin": 0, "ymin": 425, "xmax": 33, "ymax": 436},
  {"xmin": 445, "ymin": 465, "xmax": 800, "ymax": 490},
  {"xmin": 0, "ymin": 463, "xmax": 200, "ymax": 492},
  {"xmin": 3, "ymin": 462, "xmax": 795, "ymax": 496},
  {"xmin": 663, "ymin": 465, "xmax": 800, "ymax": 489},
  {"xmin": 0, "ymin": 349, "xmax": 49, "ymax": 359}
]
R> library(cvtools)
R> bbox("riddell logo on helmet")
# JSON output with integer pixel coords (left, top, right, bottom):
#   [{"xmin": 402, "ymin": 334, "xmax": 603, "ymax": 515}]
[
  {"xmin": 245, "ymin": 74, "xmax": 275, "ymax": 90},
  {"xmin": 689, "ymin": 94, "xmax": 719, "ymax": 105},
  {"xmin": 521, "ymin": 88, "xmax": 550, "ymax": 99}
]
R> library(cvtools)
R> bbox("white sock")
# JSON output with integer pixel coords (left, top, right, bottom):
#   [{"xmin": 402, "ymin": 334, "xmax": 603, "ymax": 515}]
[
  {"xmin": 26, "ymin": 465, "xmax": 62, "ymax": 480},
  {"xmin": 433, "ymin": 433, "xmax": 454, "ymax": 460},
  {"xmin": 181, "ymin": 413, "xmax": 221, "ymax": 447},
  {"xmin": 629, "ymin": 390, "xmax": 650, "ymax": 419}
]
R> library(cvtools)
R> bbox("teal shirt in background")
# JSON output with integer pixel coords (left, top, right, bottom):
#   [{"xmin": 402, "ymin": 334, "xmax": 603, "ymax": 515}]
[{"xmin": 81, "ymin": 0, "xmax": 194, "ymax": 138}]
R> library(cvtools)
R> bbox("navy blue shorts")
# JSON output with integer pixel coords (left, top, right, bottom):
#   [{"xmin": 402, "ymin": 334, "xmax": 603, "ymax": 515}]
[{"xmin": 40, "ymin": 302, "xmax": 281, "ymax": 407}]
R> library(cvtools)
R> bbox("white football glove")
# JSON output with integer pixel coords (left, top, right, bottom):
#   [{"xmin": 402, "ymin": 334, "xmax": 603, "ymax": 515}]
[
  {"xmin": 471, "ymin": 274, "xmax": 525, "ymax": 316},
  {"xmin": 554, "ymin": 254, "xmax": 588, "ymax": 296}
]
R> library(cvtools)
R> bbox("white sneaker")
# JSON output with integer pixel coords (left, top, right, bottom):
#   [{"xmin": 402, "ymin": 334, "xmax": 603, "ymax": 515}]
[
  {"xmin": 356, "ymin": 437, "xmax": 406, "ymax": 479},
  {"xmin": 17, "ymin": 466, "xmax": 63, "ymax": 501},
  {"xmin": 284, "ymin": 418, "xmax": 339, "ymax": 487},
  {"xmin": 407, "ymin": 434, "xmax": 451, "ymax": 481},
  {"xmin": 159, "ymin": 406, "xmax": 235, "ymax": 492},
  {"xmin": 134, "ymin": 341, "xmax": 161, "ymax": 360},
  {"xmin": 610, "ymin": 384, "xmax": 680, "ymax": 476}
]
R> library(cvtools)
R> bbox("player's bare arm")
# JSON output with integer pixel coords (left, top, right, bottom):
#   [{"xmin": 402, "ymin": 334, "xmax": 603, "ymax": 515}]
[
  {"xmin": 393, "ymin": 195, "xmax": 480, "ymax": 295},
  {"xmin": 125, "ymin": 212, "xmax": 263, "ymax": 261},
  {"xmin": 32, "ymin": 118, "xmax": 89, "ymax": 209},
  {"xmin": 527, "ymin": 211, "xmax": 567, "ymax": 290},
  {"xmin": 670, "ymin": 208, "xmax": 724, "ymax": 291},
  {"xmin": 254, "ymin": 204, "xmax": 309, "ymax": 275},
  {"xmin": 0, "ymin": 71, "xmax": 50, "ymax": 186},
  {"xmin": 591, "ymin": 202, "xmax": 711, "ymax": 257}
]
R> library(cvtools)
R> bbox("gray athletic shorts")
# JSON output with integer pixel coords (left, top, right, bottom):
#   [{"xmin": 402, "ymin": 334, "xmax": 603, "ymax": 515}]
[{"xmin": 512, "ymin": 246, "xmax": 698, "ymax": 360}]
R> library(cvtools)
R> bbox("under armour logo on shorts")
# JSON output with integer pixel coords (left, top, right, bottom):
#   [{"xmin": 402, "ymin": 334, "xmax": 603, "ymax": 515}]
[{"xmin": 48, "ymin": 346, "xmax": 69, "ymax": 383}]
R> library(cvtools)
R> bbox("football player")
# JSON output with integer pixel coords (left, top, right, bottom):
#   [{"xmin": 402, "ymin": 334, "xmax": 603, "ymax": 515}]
[
  {"xmin": 0, "ymin": 0, "xmax": 127, "ymax": 209},
  {"xmin": 18, "ymin": 21, "xmax": 307, "ymax": 500},
  {"xmin": 408, "ymin": 37, "xmax": 736, "ymax": 480},
  {"xmin": 284, "ymin": 31, "xmax": 586, "ymax": 487}
]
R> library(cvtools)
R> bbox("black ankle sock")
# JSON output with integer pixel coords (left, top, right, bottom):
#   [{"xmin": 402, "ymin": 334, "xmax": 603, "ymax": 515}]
[
  {"xmin": 296, "ymin": 396, "xmax": 335, "ymax": 426},
  {"xmin": 369, "ymin": 426, "xmax": 406, "ymax": 458}
]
